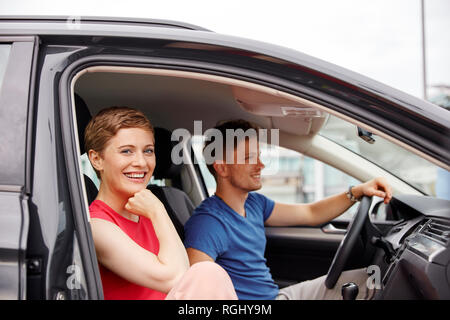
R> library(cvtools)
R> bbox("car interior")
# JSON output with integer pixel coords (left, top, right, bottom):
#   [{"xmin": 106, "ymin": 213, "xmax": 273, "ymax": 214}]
[{"xmin": 71, "ymin": 65, "xmax": 450, "ymax": 298}]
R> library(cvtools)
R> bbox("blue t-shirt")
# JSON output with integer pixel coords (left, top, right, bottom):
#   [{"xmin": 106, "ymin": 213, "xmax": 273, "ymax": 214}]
[{"xmin": 184, "ymin": 192, "xmax": 278, "ymax": 300}]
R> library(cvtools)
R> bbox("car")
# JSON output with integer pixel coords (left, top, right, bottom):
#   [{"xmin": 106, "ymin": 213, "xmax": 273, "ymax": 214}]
[{"xmin": 0, "ymin": 15, "xmax": 449, "ymax": 300}]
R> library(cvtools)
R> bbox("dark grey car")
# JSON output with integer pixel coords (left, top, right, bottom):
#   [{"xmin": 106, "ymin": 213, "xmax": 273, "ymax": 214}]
[{"xmin": 0, "ymin": 16, "xmax": 449, "ymax": 300}]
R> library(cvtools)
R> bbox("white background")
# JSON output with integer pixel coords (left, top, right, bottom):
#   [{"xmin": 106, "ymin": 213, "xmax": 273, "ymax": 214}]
[{"xmin": 1, "ymin": 0, "xmax": 449, "ymax": 99}]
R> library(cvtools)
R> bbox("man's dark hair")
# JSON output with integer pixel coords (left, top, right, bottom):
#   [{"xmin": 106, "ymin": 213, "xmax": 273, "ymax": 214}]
[{"xmin": 203, "ymin": 119, "xmax": 260, "ymax": 179}]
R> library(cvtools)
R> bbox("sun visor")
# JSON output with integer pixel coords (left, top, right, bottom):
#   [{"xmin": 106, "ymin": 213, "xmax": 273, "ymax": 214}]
[{"xmin": 232, "ymin": 86, "xmax": 328, "ymax": 135}]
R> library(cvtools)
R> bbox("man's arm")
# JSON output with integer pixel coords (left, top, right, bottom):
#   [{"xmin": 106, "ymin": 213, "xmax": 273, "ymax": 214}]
[
  {"xmin": 187, "ymin": 247, "xmax": 215, "ymax": 265},
  {"xmin": 184, "ymin": 214, "xmax": 225, "ymax": 266},
  {"xmin": 265, "ymin": 177, "xmax": 392, "ymax": 227}
]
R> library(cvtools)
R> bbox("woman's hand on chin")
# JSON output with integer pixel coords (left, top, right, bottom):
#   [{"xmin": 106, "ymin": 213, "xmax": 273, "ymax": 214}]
[{"xmin": 125, "ymin": 189, "xmax": 165, "ymax": 220}]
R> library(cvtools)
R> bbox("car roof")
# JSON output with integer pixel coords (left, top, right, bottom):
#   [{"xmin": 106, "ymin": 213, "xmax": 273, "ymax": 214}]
[
  {"xmin": 0, "ymin": 15, "xmax": 211, "ymax": 31},
  {"xmin": 0, "ymin": 15, "xmax": 443, "ymax": 122},
  {"xmin": 0, "ymin": 16, "xmax": 440, "ymax": 118},
  {"xmin": 1, "ymin": 15, "xmax": 448, "ymax": 166}
]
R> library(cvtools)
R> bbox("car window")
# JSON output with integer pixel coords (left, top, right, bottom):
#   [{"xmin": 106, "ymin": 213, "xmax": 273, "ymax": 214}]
[
  {"xmin": 192, "ymin": 136, "xmax": 361, "ymax": 221},
  {"xmin": 320, "ymin": 115, "xmax": 443, "ymax": 196},
  {"xmin": 0, "ymin": 44, "xmax": 11, "ymax": 94},
  {"xmin": 80, "ymin": 153, "xmax": 100, "ymax": 188}
]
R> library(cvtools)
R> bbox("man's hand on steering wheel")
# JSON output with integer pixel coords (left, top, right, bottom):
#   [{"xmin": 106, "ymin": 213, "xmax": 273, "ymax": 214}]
[
  {"xmin": 324, "ymin": 177, "xmax": 393, "ymax": 289},
  {"xmin": 351, "ymin": 177, "xmax": 393, "ymax": 204}
]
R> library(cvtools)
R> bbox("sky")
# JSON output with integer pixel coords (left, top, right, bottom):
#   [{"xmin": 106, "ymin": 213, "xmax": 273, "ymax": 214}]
[{"xmin": 0, "ymin": 0, "xmax": 449, "ymax": 99}]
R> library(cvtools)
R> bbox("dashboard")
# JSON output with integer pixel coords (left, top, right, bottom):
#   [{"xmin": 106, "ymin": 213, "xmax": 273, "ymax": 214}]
[{"xmin": 372, "ymin": 195, "xmax": 450, "ymax": 299}]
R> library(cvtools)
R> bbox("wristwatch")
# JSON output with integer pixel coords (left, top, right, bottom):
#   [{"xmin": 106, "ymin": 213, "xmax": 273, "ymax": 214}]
[{"xmin": 346, "ymin": 185, "xmax": 360, "ymax": 202}]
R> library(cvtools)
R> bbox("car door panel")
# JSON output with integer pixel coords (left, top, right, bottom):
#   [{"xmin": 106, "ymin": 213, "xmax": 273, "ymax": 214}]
[
  {"xmin": 265, "ymin": 226, "xmax": 343, "ymax": 287},
  {"xmin": 265, "ymin": 217, "xmax": 394, "ymax": 288},
  {"xmin": 0, "ymin": 37, "xmax": 36, "ymax": 300},
  {"xmin": 0, "ymin": 191, "xmax": 29, "ymax": 299},
  {"xmin": 33, "ymin": 44, "xmax": 104, "ymax": 299}
]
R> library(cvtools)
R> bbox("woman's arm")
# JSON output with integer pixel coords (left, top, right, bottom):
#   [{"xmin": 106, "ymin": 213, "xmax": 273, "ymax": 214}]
[{"xmin": 91, "ymin": 189, "xmax": 189, "ymax": 293}]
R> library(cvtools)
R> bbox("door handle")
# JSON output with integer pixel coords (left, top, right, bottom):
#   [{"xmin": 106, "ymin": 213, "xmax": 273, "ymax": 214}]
[{"xmin": 321, "ymin": 223, "xmax": 347, "ymax": 235}]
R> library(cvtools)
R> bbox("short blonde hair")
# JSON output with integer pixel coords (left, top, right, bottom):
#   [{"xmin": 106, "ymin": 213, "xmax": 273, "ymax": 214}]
[{"xmin": 84, "ymin": 106, "xmax": 154, "ymax": 178}]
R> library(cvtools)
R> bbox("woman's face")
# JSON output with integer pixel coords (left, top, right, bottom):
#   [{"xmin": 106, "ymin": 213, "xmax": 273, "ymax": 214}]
[{"xmin": 94, "ymin": 127, "xmax": 155, "ymax": 198}]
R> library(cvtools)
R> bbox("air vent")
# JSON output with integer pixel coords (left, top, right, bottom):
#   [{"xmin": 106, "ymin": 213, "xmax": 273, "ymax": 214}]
[{"xmin": 419, "ymin": 219, "xmax": 450, "ymax": 245}]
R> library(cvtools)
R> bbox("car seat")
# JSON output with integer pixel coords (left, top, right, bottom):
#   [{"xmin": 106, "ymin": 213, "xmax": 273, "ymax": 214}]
[
  {"xmin": 147, "ymin": 127, "xmax": 195, "ymax": 240},
  {"xmin": 74, "ymin": 93, "xmax": 99, "ymax": 205}
]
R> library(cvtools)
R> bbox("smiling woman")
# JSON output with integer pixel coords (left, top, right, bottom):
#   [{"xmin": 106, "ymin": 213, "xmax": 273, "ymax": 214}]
[
  {"xmin": 92, "ymin": 127, "xmax": 155, "ymax": 221},
  {"xmin": 83, "ymin": 106, "xmax": 237, "ymax": 300},
  {"xmin": 85, "ymin": 107, "xmax": 156, "ymax": 212}
]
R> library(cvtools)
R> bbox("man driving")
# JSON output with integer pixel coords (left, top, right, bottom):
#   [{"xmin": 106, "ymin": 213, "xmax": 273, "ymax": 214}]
[{"xmin": 184, "ymin": 119, "xmax": 392, "ymax": 300}]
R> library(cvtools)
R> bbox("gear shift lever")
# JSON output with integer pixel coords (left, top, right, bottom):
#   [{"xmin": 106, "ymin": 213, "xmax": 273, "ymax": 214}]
[{"xmin": 341, "ymin": 282, "xmax": 359, "ymax": 300}]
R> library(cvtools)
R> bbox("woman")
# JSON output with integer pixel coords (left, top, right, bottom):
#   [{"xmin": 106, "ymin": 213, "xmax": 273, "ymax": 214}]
[{"xmin": 85, "ymin": 106, "xmax": 237, "ymax": 300}]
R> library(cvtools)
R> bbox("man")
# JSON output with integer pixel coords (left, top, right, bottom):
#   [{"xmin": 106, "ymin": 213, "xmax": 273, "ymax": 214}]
[{"xmin": 184, "ymin": 120, "xmax": 392, "ymax": 300}]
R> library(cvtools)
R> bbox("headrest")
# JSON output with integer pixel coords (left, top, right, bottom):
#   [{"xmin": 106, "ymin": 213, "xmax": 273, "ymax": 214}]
[
  {"xmin": 74, "ymin": 93, "xmax": 92, "ymax": 155},
  {"xmin": 153, "ymin": 127, "xmax": 183, "ymax": 180}
]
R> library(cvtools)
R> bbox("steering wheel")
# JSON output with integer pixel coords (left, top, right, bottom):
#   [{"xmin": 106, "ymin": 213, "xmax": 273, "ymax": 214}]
[{"xmin": 324, "ymin": 196, "xmax": 372, "ymax": 289}]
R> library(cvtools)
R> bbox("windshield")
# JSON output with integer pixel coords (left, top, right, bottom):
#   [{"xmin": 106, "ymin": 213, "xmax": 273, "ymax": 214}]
[{"xmin": 319, "ymin": 115, "xmax": 442, "ymax": 196}]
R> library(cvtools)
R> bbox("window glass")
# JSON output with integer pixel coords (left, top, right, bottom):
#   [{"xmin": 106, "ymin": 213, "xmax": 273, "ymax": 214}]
[
  {"xmin": 192, "ymin": 135, "xmax": 217, "ymax": 196},
  {"xmin": 192, "ymin": 136, "xmax": 360, "ymax": 221},
  {"xmin": 259, "ymin": 144, "xmax": 361, "ymax": 221},
  {"xmin": 320, "ymin": 115, "xmax": 443, "ymax": 197},
  {"xmin": 0, "ymin": 45, "xmax": 11, "ymax": 93},
  {"xmin": 80, "ymin": 153, "xmax": 100, "ymax": 189}
]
